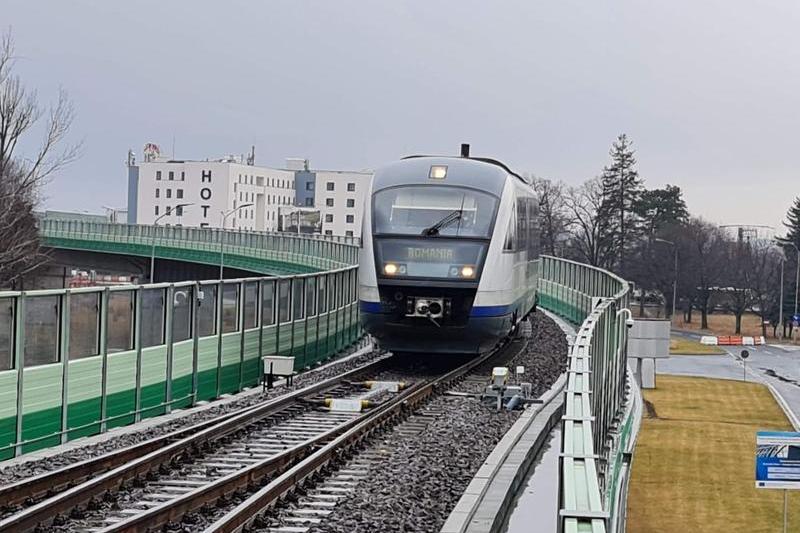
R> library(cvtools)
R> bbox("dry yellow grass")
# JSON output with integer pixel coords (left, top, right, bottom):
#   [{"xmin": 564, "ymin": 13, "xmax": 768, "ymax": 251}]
[
  {"xmin": 627, "ymin": 375, "xmax": 797, "ymax": 533},
  {"xmin": 669, "ymin": 336, "xmax": 725, "ymax": 355},
  {"xmin": 673, "ymin": 312, "xmax": 767, "ymax": 337}
]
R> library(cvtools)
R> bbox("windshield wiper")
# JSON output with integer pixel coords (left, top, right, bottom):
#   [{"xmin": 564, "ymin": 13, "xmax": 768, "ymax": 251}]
[{"xmin": 421, "ymin": 209, "xmax": 463, "ymax": 236}]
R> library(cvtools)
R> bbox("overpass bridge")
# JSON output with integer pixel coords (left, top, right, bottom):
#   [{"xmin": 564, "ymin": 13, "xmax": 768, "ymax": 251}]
[{"xmin": 0, "ymin": 220, "xmax": 639, "ymax": 533}]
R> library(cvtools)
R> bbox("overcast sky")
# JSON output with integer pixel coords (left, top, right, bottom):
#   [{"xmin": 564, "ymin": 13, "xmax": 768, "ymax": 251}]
[{"xmin": 6, "ymin": 0, "xmax": 800, "ymax": 232}]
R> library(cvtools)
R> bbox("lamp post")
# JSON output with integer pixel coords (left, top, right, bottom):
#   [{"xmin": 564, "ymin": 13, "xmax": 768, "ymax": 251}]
[
  {"xmin": 780, "ymin": 253, "xmax": 786, "ymax": 340},
  {"xmin": 150, "ymin": 203, "xmax": 194, "ymax": 283},
  {"xmin": 219, "ymin": 203, "xmax": 253, "ymax": 280},
  {"xmin": 789, "ymin": 242, "xmax": 800, "ymax": 319},
  {"xmin": 655, "ymin": 238, "xmax": 678, "ymax": 322}
]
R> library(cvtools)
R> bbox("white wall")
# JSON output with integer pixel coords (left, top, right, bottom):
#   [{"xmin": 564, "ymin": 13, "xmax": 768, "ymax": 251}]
[{"xmin": 314, "ymin": 170, "xmax": 373, "ymax": 237}]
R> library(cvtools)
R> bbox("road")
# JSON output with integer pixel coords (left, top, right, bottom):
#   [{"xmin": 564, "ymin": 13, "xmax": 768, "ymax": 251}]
[{"xmin": 659, "ymin": 330, "xmax": 800, "ymax": 426}]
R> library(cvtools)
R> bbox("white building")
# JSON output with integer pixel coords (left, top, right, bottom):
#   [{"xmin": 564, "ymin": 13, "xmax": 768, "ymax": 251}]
[
  {"xmin": 127, "ymin": 156, "xmax": 295, "ymax": 231},
  {"xmin": 314, "ymin": 170, "xmax": 373, "ymax": 237}
]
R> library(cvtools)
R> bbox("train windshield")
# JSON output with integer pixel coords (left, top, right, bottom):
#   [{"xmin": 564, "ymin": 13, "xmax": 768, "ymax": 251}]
[{"xmin": 372, "ymin": 186, "xmax": 498, "ymax": 238}]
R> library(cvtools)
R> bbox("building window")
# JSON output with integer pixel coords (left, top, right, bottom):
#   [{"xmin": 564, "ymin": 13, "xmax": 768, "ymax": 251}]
[
  {"xmin": 181, "ymin": 171, "xmax": 185, "ymax": 181},
  {"xmin": 346, "ymin": 214, "xmax": 354, "ymax": 224},
  {"xmin": 325, "ymin": 230, "xmax": 333, "ymax": 235},
  {"xmin": 306, "ymin": 182, "xmax": 314, "ymax": 191},
  {"xmin": 325, "ymin": 214, "xmax": 333, "ymax": 223},
  {"xmin": 305, "ymin": 197, "xmax": 313, "ymax": 207},
  {"xmin": 347, "ymin": 198, "xmax": 355, "ymax": 208},
  {"xmin": 346, "ymin": 230, "xmax": 354, "ymax": 237},
  {"xmin": 176, "ymin": 205, "xmax": 184, "ymax": 216},
  {"xmin": 177, "ymin": 189, "xmax": 184, "ymax": 199},
  {"xmin": 155, "ymin": 188, "xmax": 160, "ymax": 198},
  {"xmin": 156, "ymin": 170, "xmax": 162, "ymax": 180},
  {"xmin": 326, "ymin": 182, "xmax": 334, "ymax": 191},
  {"xmin": 155, "ymin": 205, "xmax": 159, "ymax": 215},
  {"xmin": 326, "ymin": 198, "xmax": 334, "ymax": 207},
  {"xmin": 291, "ymin": 180, "xmax": 294, "ymax": 188},
  {"xmin": 347, "ymin": 182, "xmax": 355, "ymax": 192},
  {"xmin": 168, "ymin": 171, "xmax": 174, "ymax": 180},
  {"xmin": 166, "ymin": 189, "xmax": 172, "ymax": 199}
]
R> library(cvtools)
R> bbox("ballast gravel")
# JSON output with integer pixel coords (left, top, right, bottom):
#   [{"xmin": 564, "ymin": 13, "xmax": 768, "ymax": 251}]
[{"xmin": 0, "ymin": 342, "xmax": 380, "ymax": 487}]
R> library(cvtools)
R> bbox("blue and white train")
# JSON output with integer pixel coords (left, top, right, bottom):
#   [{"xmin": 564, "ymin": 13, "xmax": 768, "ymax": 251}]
[{"xmin": 358, "ymin": 152, "xmax": 540, "ymax": 354}]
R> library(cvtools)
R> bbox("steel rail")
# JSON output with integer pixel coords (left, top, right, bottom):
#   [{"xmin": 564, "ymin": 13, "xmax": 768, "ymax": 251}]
[
  {"xmin": 0, "ymin": 354, "xmax": 390, "ymax": 532},
  {"xmin": 205, "ymin": 335, "xmax": 528, "ymax": 533}
]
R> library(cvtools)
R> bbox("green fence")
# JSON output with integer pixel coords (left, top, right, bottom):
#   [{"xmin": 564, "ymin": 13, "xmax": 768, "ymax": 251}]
[
  {"xmin": 0, "ymin": 267, "xmax": 362, "ymax": 460},
  {"xmin": 538, "ymin": 256, "xmax": 633, "ymax": 533},
  {"xmin": 40, "ymin": 219, "xmax": 360, "ymax": 275}
]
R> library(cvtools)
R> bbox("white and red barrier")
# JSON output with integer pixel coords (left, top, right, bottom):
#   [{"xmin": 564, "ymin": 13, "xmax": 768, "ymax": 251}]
[{"xmin": 699, "ymin": 335, "xmax": 765, "ymax": 346}]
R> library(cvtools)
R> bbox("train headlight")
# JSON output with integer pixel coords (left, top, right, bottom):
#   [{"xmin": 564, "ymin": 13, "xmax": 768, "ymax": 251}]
[
  {"xmin": 384, "ymin": 263, "xmax": 407, "ymax": 276},
  {"xmin": 461, "ymin": 266, "xmax": 475, "ymax": 278},
  {"xmin": 429, "ymin": 165, "xmax": 448, "ymax": 179}
]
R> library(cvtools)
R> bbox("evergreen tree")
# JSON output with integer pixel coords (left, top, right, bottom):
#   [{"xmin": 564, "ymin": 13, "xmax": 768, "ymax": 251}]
[
  {"xmin": 596, "ymin": 134, "xmax": 643, "ymax": 274},
  {"xmin": 779, "ymin": 196, "xmax": 800, "ymax": 249},
  {"xmin": 635, "ymin": 185, "xmax": 689, "ymax": 237}
]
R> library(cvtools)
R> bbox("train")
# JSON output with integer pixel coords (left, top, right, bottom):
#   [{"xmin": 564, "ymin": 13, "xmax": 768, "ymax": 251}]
[{"xmin": 358, "ymin": 150, "xmax": 540, "ymax": 354}]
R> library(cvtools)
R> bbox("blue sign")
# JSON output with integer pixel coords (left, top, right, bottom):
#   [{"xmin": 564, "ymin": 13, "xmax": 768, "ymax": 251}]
[
  {"xmin": 793, "ymin": 314, "xmax": 800, "ymax": 327},
  {"xmin": 756, "ymin": 431, "xmax": 800, "ymax": 489}
]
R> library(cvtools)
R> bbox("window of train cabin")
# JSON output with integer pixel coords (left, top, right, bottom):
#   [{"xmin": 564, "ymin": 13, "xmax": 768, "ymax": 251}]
[
  {"xmin": 516, "ymin": 197, "xmax": 528, "ymax": 253},
  {"xmin": 503, "ymin": 201, "xmax": 517, "ymax": 251}
]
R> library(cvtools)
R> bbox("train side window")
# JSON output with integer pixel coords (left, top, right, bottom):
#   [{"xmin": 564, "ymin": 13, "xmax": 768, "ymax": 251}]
[
  {"xmin": 503, "ymin": 200, "xmax": 517, "ymax": 251},
  {"xmin": 516, "ymin": 197, "xmax": 528, "ymax": 253}
]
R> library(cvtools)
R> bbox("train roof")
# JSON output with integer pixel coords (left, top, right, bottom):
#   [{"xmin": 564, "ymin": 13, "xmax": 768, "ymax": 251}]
[{"xmin": 401, "ymin": 155, "xmax": 529, "ymax": 185}]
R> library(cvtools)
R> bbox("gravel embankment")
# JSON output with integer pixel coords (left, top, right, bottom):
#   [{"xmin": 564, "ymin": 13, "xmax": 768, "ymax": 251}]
[{"xmin": 0, "ymin": 343, "xmax": 380, "ymax": 487}]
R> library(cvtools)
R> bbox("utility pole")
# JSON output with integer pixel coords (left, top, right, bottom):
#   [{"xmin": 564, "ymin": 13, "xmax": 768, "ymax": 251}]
[
  {"xmin": 219, "ymin": 203, "xmax": 253, "ymax": 280},
  {"xmin": 655, "ymin": 238, "xmax": 678, "ymax": 322}
]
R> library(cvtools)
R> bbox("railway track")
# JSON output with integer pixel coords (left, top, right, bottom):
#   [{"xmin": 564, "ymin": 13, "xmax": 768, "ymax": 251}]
[
  {"xmin": 204, "ymin": 333, "xmax": 527, "ymax": 533},
  {"xmin": 0, "ymin": 354, "xmax": 396, "ymax": 532}
]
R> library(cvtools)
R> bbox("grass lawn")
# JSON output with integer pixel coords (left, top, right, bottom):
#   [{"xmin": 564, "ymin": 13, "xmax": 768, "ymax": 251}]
[
  {"xmin": 627, "ymin": 375, "xmax": 796, "ymax": 533},
  {"xmin": 670, "ymin": 336, "xmax": 726, "ymax": 355},
  {"xmin": 674, "ymin": 312, "xmax": 770, "ymax": 338}
]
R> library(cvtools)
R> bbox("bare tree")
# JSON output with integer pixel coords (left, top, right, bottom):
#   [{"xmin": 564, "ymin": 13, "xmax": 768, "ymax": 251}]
[
  {"xmin": 0, "ymin": 29, "xmax": 81, "ymax": 287},
  {"xmin": 748, "ymin": 241, "xmax": 782, "ymax": 338},
  {"xmin": 681, "ymin": 218, "xmax": 727, "ymax": 329},
  {"xmin": 531, "ymin": 177, "xmax": 568, "ymax": 256},
  {"xmin": 563, "ymin": 177, "xmax": 613, "ymax": 267}
]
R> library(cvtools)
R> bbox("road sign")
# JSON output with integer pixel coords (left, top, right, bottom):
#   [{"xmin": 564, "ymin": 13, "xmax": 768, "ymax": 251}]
[
  {"xmin": 741, "ymin": 350, "xmax": 750, "ymax": 360},
  {"xmin": 756, "ymin": 431, "xmax": 800, "ymax": 489}
]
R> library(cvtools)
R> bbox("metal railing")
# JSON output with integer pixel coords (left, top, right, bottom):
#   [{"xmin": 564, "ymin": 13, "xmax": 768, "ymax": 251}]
[
  {"xmin": 538, "ymin": 256, "xmax": 634, "ymax": 533},
  {"xmin": 0, "ymin": 219, "xmax": 365, "ymax": 460},
  {"xmin": 40, "ymin": 219, "xmax": 360, "ymax": 274}
]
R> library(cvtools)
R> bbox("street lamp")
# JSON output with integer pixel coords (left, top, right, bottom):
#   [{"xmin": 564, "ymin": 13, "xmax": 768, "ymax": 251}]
[
  {"xmin": 219, "ymin": 203, "xmax": 253, "ymax": 280},
  {"xmin": 654, "ymin": 238, "xmax": 678, "ymax": 323},
  {"xmin": 150, "ymin": 203, "xmax": 194, "ymax": 283},
  {"xmin": 789, "ymin": 242, "xmax": 800, "ymax": 319}
]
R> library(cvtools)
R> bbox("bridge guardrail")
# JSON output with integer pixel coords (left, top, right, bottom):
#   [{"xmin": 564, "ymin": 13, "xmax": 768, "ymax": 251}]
[
  {"xmin": 40, "ymin": 219, "xmax": 360, "ymax": 275},
  {"xmin": 0, "ymin": 221, "xmax": 364, "ymax": 460},
  {"xmin": 538, "ymin": 256, "xmax": 635, "ymax": 533}
]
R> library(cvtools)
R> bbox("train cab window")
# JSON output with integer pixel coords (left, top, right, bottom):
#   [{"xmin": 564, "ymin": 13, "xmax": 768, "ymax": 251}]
[
  {"xmin": 373, "ymin": 186, "xmax": 498, "ymax": 238},
  {"xmin": 503, "ymin": 202, "xmax": 517, "ymax": 251}
]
